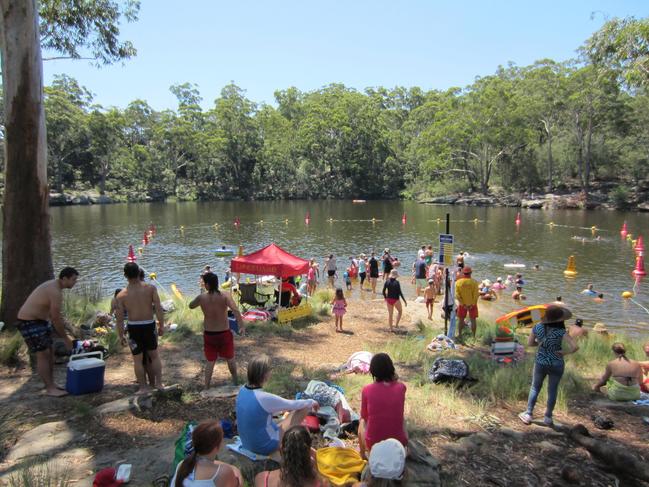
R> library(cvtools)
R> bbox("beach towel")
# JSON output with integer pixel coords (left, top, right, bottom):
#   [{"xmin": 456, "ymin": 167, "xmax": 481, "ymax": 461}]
[
  {"xmin": 607, "ymin": 380, "xmax": 641, "ymax": 402},
  {"xmin": 345, "ymin": 351, "xmax": 373, "ymax": 374},
  {"xmin": 426, "ymin": 335, "xmax": 456, "ymax": 352},
  {"xmin": 226, "ymin": 436, "xmax": 273, "ymax": 461},
  {"xmin": 242, "ymin": 309, "xmax": 271, "ymax": 322},
  {"xmin": 316, "ymin": 447, "xmax": 366, "ymax": 486}
]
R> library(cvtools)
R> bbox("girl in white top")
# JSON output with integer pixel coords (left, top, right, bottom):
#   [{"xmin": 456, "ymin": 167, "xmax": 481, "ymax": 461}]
[{"xmin": 171, "ymin": 421, "xmax": 242, "ymax": 487}]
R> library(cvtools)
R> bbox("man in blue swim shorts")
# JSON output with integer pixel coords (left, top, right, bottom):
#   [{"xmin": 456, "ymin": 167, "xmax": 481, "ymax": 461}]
[{"xmin": 17, "ymin": 267, "xmax": 79, "ymax": 397}]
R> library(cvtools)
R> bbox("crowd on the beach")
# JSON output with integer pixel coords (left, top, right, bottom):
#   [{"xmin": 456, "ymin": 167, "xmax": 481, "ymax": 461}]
[{"xmin": 12, "ymin": 242, "xmax": 649, "ymax": 486}]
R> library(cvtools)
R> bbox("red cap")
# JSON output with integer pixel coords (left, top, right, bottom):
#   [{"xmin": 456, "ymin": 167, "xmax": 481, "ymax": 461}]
[
  {"xmin": 93, "ymin": 468, "xmax": 123, "ymax": 487},
  {"xmin": 462, "ymin": 266, "xmax": 472, "ymax": 275}
]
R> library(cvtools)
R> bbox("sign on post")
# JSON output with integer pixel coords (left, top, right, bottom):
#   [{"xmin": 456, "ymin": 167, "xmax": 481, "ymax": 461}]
[{"xmin": 438, "ymin": 233, "xmax": 454, "ymax": 267}]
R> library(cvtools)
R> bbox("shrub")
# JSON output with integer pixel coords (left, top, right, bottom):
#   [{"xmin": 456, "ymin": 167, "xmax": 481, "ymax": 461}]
[
  {"xmin": 7, "ymin": 459, "xmax": 71, "ymax": 487},
  {"xmin": 611, "ymin": 185, "xmax": 630, "ymax": 209},
  {"xmin": 0, "ymin": 331, "xmax": 24, "ymax": 366}
]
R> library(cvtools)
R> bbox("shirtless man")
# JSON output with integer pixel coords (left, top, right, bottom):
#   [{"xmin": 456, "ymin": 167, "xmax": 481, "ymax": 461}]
[
  {"xmin": 189, "ymin": 272, "xmax": 244, "ymax": 388},
  {"xmin": 17, "ymin": 267, "xmax": 79, "ymax": 396},
  {"xmin": 115, "ymin": 262, "xmax": 165, "ymax": 394}
]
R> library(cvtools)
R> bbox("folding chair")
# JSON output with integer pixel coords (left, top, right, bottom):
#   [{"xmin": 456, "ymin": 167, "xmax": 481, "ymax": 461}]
[{"xmin": 237, "ymin": 282, "xmax": 272, "ymax": 311}]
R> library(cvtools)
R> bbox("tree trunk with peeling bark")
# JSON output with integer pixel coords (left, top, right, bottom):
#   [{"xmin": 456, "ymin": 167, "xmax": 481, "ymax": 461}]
[{"xmin": 0, "ymin": 0, "xmax": 54, "ymax": 327}]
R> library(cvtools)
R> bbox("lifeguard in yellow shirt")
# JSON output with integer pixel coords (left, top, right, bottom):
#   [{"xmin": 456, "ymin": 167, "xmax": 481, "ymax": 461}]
[{"xmin": 455, "ymin": 266, "xmax": 479, "ymax": 338}]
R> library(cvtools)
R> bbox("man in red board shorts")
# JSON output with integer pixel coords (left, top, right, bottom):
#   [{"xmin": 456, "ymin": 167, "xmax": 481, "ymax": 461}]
[
  {"xmin": 455, "ymin": 266, "xmax": 479, "ymax": 338},
  {"xmin": 190, "ymin": 272, "xmax": 244, "ymax": 388}
]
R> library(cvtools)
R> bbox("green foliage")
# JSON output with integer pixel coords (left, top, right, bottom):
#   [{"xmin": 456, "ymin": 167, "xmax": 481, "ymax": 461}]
[
  {"xmin": 611, "ymin": 185, "xmax": 630, "ymax": 209},
  {"xmin": 38, "ymin": 23, "xmax": 649, "ymax": 200},
  {"xmin": 0, "ymin": 331, "xmax": 24, "ymax": 366},
  {"xmin": 39, "ymin": 0, "xmax": 140, "ymax": 65}
]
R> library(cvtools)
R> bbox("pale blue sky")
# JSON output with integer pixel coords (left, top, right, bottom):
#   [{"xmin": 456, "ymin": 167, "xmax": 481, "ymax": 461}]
[{"xmin": 43, "ymin": 0, "xmax": 648, "ymax": 111}]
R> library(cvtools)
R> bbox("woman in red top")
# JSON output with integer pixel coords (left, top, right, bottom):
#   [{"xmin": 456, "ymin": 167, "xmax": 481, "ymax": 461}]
[{"xmin": 359, "ymin": 353, "xmax": 408, "ymax": 459}]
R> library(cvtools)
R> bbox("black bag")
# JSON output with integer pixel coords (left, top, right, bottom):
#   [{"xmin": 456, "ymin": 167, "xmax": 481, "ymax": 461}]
[{"xmin": 428, "ymin": 358, "xmax": 471, "ymax": 384}]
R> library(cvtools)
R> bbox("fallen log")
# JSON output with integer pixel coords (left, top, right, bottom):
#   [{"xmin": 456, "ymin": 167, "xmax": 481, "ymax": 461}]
[{"xmin": 567, "ymin": 424, "xmax": 649, "ymax": 482}]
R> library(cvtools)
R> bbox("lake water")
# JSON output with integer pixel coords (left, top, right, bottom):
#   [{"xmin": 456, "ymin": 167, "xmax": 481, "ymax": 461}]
[{"xmin": 49, "ymin": 201, "xmax": 649, "ymax": 333}]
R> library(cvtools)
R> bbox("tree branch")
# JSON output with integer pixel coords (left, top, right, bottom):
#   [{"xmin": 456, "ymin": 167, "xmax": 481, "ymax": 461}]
[{"xmin": 43, "ymin": 56, "xmax": 95, "ymax": 62}]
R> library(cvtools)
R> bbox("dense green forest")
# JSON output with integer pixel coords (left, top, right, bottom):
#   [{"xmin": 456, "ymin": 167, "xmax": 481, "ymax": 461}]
[{"xmin": 4, "ymin": 20, "xmax": 649, "ymax": 202}]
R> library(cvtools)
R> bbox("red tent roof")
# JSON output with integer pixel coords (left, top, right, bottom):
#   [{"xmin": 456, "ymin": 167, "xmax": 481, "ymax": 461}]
[{"xmin": 230, "ymin": 243, "xmax": 310, "ymax": 278}]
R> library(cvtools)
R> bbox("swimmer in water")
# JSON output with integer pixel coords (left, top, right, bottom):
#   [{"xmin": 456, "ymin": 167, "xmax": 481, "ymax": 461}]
[
  {"xmin": 594, "ymin": 293, "xmax": 605, "ymax": 303},
  {"xmin": 512, "ymin": 286, "xmax": 526, "ymax": 301},
  {"xmin": 581, "ymin": 283, "xmax": 597, "ymax": 296}
]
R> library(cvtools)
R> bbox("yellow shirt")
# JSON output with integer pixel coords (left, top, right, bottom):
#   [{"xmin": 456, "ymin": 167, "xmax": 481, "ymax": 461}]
[{"xmin": 455, "ymin": 277, "xmax": 479, "ymax": 306}]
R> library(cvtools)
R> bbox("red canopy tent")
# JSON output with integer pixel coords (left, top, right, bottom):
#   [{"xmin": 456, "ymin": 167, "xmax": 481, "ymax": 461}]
[{"xmin": 230, "ymin": 243, "xmax": 309, "ymax": 278}]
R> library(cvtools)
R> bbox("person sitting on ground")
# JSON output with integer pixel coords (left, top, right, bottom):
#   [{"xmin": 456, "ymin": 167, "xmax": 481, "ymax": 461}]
[
  {"xmin": 593, "ymin": 342, "xmax": 642, "ymax": 401},
  {"xmin": 359, "ymin": 353, "xmax": 408, "ymax": 460},
  {"xmin": 639, "ymin": 342, "xmax": 649, "ymax": 393},
  {"xmin": 568, "ymin": 318, "xmax": 588, "ymax": 339},
  {"xmin": 189, "ymin": 272, "xmax": 244, "ymax": 388},
  {"xmin": 171, "ymin": 420, "xmax": 242, "ymax": 487},
  {"xmin": 512, "ymin": 286, "xmax": 526, "ymax": 301},
  {"xmin": 236, "ymin": 355, "xmax": 319, "ymax": 455},
  {"xmin": 353, "ymin": 438, "xmax": 407, "ymax": 487},
  {"xmin": 581, "ymin": 283, "xmax": 597, "ymax": 296},
  {"xmin": 254, "ymin": 425, "xmax": 326, "ymax": 487},
  {"xmin": 16, "ymin": 267, "xmax": 79, "ymax": 397}
]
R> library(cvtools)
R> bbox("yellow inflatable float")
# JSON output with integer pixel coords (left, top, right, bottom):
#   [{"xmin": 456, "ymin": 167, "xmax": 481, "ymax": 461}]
[{"xmin": 622, "ymin": 291, "xmax": 634, "ymax": 299}]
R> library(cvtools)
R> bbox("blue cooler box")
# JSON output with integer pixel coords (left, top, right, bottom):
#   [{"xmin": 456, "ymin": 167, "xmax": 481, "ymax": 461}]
[
  {"xmin": 228, "ymin": 315, "xmax": 239, "ymax": 334},
  {"xmin": 66, "ymin": 351, "xmax": 105, "ymax": 395}
]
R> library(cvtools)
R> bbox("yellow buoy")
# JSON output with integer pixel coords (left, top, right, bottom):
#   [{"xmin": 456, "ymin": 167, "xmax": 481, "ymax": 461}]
[
  {"xmin": 622, "ymin": 291, "xmax": 634, "ymax": 299},
  {"xmin": 328, "ymin": 218, "xmax": 333, "ymax": 222},
  {"xmin": 564, "ymin": 255, "xmax": 578, "ymax": 277},
  {"xmin": 436, "ymin": 218, "xmax": 441, "ymax": 223},
  {"xmin": 473, "ymin": 218, "xmax": 479, "ymax": 223},
  {"xmin": 548, "ymin": 222, "xmax": 555, "ymax": 227},
  {"xmin": 285, "ymin": 219, "xmax": 289, "ymax": 224},
  {"xmin": 627, "ymin": 233, "xmax": 633, "ymax": 240},
  {"xmin": 149, "ymin": 272, "xmax": 157, "ymax": 280},
  {"xmin": 137, "ymin": 247, "xmax": 143, "ymax": 254}
]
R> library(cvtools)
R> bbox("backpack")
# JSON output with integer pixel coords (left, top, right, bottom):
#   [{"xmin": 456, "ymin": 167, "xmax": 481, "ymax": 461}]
[{"xmin": 428, "ymin": 358, "xmax": 471, "ymax": 384}]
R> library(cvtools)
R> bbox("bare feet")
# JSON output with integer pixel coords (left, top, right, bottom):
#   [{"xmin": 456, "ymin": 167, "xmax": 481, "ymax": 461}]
[
  {"xmin": 136, "ymin": 386, "xmax": 153, "ymax": 395},
  {"xmin": 45, "ymin": 387, "xmax": 68, "ymax": 397}
]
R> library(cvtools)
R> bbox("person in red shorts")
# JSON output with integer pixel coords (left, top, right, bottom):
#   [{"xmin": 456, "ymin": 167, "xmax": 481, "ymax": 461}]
[
  {"xmin": 190, "ymin": 272, "xmax": 244, "ymax": 388},
  {"xmin": 455, "ymin": 266, "xmax": 479, "ymax": 338}
]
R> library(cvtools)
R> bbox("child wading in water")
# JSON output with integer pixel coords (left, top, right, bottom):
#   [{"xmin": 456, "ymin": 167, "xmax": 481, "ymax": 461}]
[
  {"xmin": 332, "ymin": 288, "xmax": 347, "ymax": 333},
  {"xmin": 424, "ymin": 278, "xmax": 436, "ymax": 320}
]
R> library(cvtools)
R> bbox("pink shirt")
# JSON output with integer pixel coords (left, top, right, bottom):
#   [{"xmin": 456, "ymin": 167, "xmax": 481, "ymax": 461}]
[
  {"xmin": 308, "ymin": 267, "xmax": 316, "ymax": 280},
  {"xmin": 361, "ymin": 381, "xmax": 408, "ymax": 448}
]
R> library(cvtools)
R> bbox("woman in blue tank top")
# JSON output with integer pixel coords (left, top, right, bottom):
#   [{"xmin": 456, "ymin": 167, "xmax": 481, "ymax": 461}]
[{"xmin": 519, "ymin": 305, "xmax": 579, "ymax": 427}]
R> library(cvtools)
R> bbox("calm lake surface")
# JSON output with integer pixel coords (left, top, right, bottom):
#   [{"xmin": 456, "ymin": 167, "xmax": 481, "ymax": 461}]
[{"xmin": 49, "ymin": 201, "xmax": 649, "ymax": 333}]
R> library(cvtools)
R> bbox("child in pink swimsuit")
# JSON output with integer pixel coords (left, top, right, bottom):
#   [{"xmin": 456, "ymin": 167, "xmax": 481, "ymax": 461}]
[{"xmin": 331, "ymin": 288, "xmax": 347, "ymax": 333}]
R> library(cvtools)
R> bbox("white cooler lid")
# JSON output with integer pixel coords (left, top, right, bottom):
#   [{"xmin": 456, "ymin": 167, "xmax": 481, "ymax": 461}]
[{"xmin": 68, "ymin": 358, "xmax": 105, "ymax": 370}]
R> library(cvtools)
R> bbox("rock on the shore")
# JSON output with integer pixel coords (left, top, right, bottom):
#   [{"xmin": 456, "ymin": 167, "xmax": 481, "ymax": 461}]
[
  {"xmin": 521, "ymin": 198, "xmax": 545, "ymax": 209},
  {"xmin": 638, "ymin": 202, "xmax": 649, "ymax": 212},
  {"xmin": 49, "ymin": 192, "xmax": 114, "ymax": 206},
  {"xmin": 420, "ymin": 195, "xmax": 460, "ymax": 205}
]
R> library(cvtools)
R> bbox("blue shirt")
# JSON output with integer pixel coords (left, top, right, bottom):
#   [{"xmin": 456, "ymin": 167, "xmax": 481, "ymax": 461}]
[
  {"xmin": 235, "ymin": 386, "xmax": 316, "ymax": 455},
  {"xmin": 533, "ymin": 323, "xmax": 566, "ymax": 366}
]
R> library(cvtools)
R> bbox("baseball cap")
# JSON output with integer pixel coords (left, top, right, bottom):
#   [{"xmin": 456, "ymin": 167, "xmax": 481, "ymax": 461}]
[{"xmin": 369, "ymin": 439, "xmax": 406, "ymax": 480}]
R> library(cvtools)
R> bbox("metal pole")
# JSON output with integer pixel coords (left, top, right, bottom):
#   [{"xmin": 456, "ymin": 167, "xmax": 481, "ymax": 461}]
[{"xmin": 444, "ymin": 213, "xmax": 450, "ymax": 336}]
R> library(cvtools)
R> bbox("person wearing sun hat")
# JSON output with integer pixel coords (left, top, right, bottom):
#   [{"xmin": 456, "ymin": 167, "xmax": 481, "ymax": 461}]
[
  {"xmin": 353, "ymin": 438, "xmax": 407, "ymax": 486},
  {"xmin": 519, "ymin": 305, "xmax": 579, "ymax": 427},
  {"xmin": 455, "ymin": 266, "xmax": 479, "ymax": 337}
]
